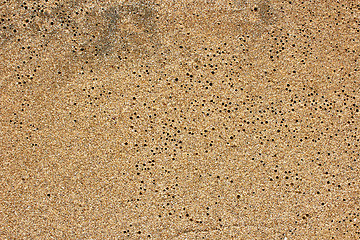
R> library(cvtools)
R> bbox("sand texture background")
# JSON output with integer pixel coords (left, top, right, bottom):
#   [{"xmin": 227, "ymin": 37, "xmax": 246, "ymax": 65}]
[{"xmin": 1, "ymin": 0, "xmax": 360, "ymax": 239}]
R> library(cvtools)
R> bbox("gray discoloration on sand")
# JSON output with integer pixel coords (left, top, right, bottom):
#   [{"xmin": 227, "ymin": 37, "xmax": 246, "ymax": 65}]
[{"xmin": 258, "ymin": 0, "xmax": 276, "ymax": 25}]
